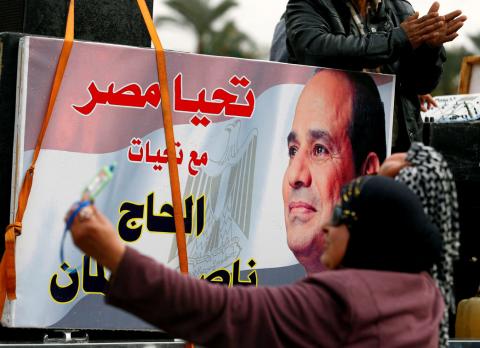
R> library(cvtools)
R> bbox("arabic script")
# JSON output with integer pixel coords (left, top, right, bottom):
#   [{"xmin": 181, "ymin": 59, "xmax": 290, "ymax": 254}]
[
  {"xmin": 127, "ymin": 138, "xmax": 208, "ymax": 175},
  {"xmin": 72, "ymin": 74, "xmax": 256, "ymax": 128},
  {"xmin": 118, "ymin": 193, "xmax": 206, "ymax": 242}
]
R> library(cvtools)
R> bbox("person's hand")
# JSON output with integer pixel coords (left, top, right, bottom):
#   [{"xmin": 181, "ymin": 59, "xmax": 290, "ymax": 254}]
[
  {"xmin": 68, "ymin": 204, "xmax": 125, "ymax": 273},
  {"xmin": 425, "ymin": 3, "xmax": 467, "ymax": 47},
  {"xmin": 400, "ymin": 9, "xmax": 445, "ymax": 49},
  {"xmin": 419, "ymin": 94, "xmax": 438, "ymax": 112},
  {"xmin": 378, "ymin": 153, "xmax": 409, "ymax": 178}
]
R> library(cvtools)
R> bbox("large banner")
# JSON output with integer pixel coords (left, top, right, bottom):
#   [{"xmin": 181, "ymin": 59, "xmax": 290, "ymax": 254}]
[{"xmin": 4, "ymin": 36, "xmax": 395, "ymax": 329}]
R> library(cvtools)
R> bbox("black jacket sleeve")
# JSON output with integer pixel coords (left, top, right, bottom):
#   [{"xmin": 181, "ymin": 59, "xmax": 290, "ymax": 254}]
[
  {"xmin": 285, "ymin": 0, "xmax": 411, "ymax": 70},
  {"xmin": 397, "ymin": 44, "xmax": 446, "ymax": 95},
  {"xmin": 389, "ymin": 0, "xmax": 447, "ymax": 94},
  {"xmin": 285, "ymin": 0, "xmax": 446, "ymax": 95}
]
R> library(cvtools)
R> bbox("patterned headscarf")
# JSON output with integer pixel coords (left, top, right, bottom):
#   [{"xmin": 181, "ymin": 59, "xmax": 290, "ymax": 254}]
[
  {"xmin": 333, "ymin": 175, "xmax": 443, "ymax": 274},
  {"xmin": 395, "ymin": 142, "xmax": 460, "ymax": 348}
]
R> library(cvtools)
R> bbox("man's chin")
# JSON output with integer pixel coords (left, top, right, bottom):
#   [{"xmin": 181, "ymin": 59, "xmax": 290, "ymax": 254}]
[
  {"xmin": 292, "ymin": 245, "xmax": 328, "ymax": 274},
  {"xmin": 287, "ymin": 234, "xmax": 325, "ymax": 261}
]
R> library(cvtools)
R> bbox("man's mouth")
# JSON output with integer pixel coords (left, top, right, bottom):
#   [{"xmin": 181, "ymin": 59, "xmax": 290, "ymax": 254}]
[{"xmin": 289, "ymin": 201, "xmax": 317, "ymax": 214}]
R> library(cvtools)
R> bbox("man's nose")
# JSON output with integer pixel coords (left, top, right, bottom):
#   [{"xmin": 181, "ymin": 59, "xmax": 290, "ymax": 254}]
[{"xmin": 288, "ymin": 152, "xmax": 312, "ymax": 189}]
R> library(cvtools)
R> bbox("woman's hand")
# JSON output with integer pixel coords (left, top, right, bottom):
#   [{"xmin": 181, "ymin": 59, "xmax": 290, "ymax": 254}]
[
  {"xmin": 378, "ymin": 153, "xmax": 409, "ymax": 178},
  {"xmin": 67, "ymin": 204, "xmax": 125, "ymax": 273}
]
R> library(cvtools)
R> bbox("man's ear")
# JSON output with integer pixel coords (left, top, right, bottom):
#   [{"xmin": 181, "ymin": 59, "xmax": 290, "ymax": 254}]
[{"xmin": 361, "ymin": 152, "xmax": 380, "ymax": 175}]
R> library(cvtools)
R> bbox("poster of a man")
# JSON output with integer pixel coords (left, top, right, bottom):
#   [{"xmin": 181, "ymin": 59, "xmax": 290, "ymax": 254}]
[
  {"xmin": 283, "ymin": 69, "xmax": 387, "ymax": 273},
  {"xmin": 5, "ymin": 36, "xmax": 395, "ymax": 328}
]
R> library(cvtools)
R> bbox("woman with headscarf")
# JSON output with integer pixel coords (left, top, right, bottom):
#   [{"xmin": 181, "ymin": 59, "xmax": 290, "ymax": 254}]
[
  {"xmin": 379, "ymin": 142, "xmax": 460, "ymax": 348},
  {"xmin": 69, "ymin": 175, "xmax": 444, "ymax": 347}
]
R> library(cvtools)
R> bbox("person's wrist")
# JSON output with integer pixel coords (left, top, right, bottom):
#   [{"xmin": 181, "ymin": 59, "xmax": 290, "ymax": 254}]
[
  {"xmin": 393, "ymin": 26, "xmax": 414, "ymax": 52},
  {"xmin": 100, "ymin": 241, "xmax": 126, "ymax": 273}
]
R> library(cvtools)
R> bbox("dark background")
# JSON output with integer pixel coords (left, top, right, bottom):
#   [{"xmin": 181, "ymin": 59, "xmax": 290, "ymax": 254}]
[{"xmin": 0, "ymin": 0, "xmax": 153, "ymax": 47}]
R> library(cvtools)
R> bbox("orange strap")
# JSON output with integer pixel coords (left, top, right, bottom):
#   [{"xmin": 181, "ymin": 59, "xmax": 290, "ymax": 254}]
[
  {"xmin": 0, "ymin": 1, "xmax": 191, "ymax": 333},
  {"xmin": 0, "ymin": 0, "xmax": 75, "ymax": 318},
  {"xmin": 137, "ymin": 3, "xmax": 192, "ymax": 347},
  {"xmin": 0, "ymin": 0, "xmax": 188, "ymax": 336},
  {"xmin": 136, "ymin": 0, "xmax": 189, "ymax": 276}
]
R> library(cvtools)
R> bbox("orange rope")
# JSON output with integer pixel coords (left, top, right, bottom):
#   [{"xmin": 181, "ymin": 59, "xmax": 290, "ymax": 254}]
[
  {"xmin": 136, "ymin": 0, "xmax": 189, "ymax": 275},
  {"xmin": 1, "ymin": 7, "xmax": 190, "ymax": 348},
  {"xmin": 0, "ymin": 0, "xmax": 75, "ymax": 319},
  {"xmin": 136, "ymin": 2, "xmax": 192, "ymax": 347}
]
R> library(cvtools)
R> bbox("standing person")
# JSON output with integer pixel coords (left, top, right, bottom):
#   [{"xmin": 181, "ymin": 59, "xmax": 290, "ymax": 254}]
[
  {"xmin": 269, "ymin": 13, "xmax": 289, "ymax": 62},
  {"xmin": 285, "ymin": 0, "xmax": 466, "ymax": 151},
  {"xmin": 69, "ymin": 175, "xmax": 444, "ymax": 347},
  {"xmin": 379, "ymin": 142, "xmax": 460, "ymax": 348}
]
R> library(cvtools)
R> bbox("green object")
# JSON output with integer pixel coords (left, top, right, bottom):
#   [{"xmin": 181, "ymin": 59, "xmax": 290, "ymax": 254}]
[{"xmin": 82, "ymin": 162, "xmax": 116, "ymax": 201}]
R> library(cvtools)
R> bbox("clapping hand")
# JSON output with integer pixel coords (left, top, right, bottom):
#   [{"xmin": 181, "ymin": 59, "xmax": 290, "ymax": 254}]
[
  {"xmin": 425, "ymin": 2, "xmax": 467, "ymax": 47},
  {"xmin": 401, "ymin": 1, "xmax": 466, "ymax": 49}
]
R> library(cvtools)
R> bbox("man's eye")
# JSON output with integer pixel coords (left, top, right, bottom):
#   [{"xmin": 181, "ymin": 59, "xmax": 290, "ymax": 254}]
[
  {"xmin": 313, "ymin": 144, "xmax": 329, "ymax": 157},
  {"xmin": 288, "ymin": 145, "xmax": 298, "ymax": 158}
]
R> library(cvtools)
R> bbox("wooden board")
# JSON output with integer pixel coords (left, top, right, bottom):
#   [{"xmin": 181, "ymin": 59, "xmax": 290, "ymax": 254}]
[{"xmin": 459, "ymin": 56, "xmax": 480, "ymax": 94}]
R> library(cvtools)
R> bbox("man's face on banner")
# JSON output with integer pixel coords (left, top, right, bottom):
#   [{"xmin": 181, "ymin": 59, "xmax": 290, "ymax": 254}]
[{"xmin": 282, "ymin": 71, "xmax": 356, "ymax": 272}]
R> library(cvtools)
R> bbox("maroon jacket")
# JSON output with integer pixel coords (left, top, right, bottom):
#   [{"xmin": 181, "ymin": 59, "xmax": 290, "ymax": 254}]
[{"xmin": 107, "ymin": 247, "xmax": 444, "ymax": 348}]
